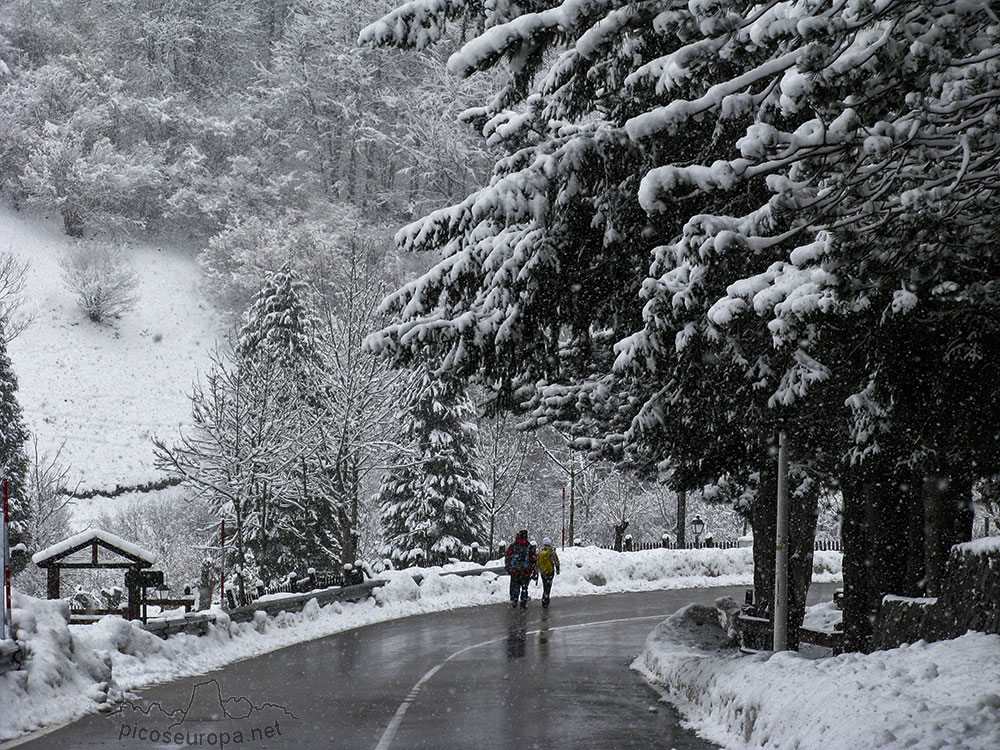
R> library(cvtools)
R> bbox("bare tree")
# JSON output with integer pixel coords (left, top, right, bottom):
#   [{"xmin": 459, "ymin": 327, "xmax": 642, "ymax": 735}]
[
  {"xmin": 96, "ymin": 493, "xmax": 217, "ymax": 596},
  {"xmin": 0, "ymin": 250, "xmax": 32, "ymax": 342},
  {"xmin": 316, "ymin": 238, "xmax": 408, "ymax": 562},
  {"xmin": 153, "ymin": 348, "xmax": 317, "ymax": 600},
  {"xmin": 11, "ymin": 438, "xmax": 75, "ymax": 596},
  {"xmin": 476, "ymin": 404, "xmax": 530, "ymax": 554},
  {"xmin": 534, "ymin": 426, "xmax": 607, "ymax": 545}
]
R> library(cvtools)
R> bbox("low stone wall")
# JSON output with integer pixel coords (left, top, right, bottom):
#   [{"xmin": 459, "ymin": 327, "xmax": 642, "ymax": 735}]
[
  {"xmin": 226, "ymin": 579, "xmax": 385, "ymax": 623},
  {"xmin": 873, "ymin": 537, "xmax": 1000, "ymax": 650}
]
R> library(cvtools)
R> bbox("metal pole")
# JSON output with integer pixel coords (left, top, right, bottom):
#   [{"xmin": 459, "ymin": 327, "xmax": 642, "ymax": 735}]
[
  {"xmin": 2, "ymin": 478, "xmax": 9, "ymax": 641},
  {"xmin": 561, "ymin": 487, "xmax": 566, "ymax": 549},
  {"xmin": 676, "ymin": 488, "xmax": 687, "ymax": 548},
  {"xmin": 773, "ymin": 430, "xmax": 789, "ymax": 651},
  {"xmin": 569, "ymin": 460, "xmax": 576, "ymax": 546}
]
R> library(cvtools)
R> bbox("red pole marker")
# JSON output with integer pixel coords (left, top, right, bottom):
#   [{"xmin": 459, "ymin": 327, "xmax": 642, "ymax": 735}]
[
  {"xmin": 3, "ymin": 478, "xmax": 10, "ymax": 640},
  {"xmin": 220, "ymin": 519, "xmax": 226, "ymax": 605}
]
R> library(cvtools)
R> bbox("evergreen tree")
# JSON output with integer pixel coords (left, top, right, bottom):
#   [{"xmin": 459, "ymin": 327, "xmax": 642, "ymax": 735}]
[
  {"xmin": 0, "ymin": 329, "xmax": 30, "ymax": 573},
  {"xmin": 236, "ymin": 268, "xmax": 341, "ymax": 576},
  {"xmin": 237, "ymin": 267, "xmax": 324, "ymax": 374},
  {"xmin": 377, "ymin": 371, "xmax": 487, "ymax": 567},
  {"xmin": 363, "ymin": 0, "xmax": 1000, "ymax": 650}
]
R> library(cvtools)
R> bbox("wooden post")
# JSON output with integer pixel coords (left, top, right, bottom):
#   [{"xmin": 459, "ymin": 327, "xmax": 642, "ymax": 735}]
[
  {"xmin": 127, "ymin": 581, "xmax": 141, "ymax": 621},
  {"xmin": 47, "ymin": 567, "xmax": 60, "ymax": 600}
]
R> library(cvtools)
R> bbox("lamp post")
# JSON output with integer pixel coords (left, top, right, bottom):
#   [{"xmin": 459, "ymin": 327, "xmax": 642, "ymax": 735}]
[
  {"xmin": 155, "ymin": 583, "xmax": 169, "ymax": 617},
  {"xmin": 774, "ymin": 429, "xmax": 790, "ymax": 652},
  {"xmin": 692, "ymin": 515, "xmax": 705, "ymax": 548}
]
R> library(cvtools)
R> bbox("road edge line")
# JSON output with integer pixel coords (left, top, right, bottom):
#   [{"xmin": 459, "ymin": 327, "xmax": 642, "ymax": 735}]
[{"xmin": 373, "ymin": 612, "xmax": 669, "ymax": 750}]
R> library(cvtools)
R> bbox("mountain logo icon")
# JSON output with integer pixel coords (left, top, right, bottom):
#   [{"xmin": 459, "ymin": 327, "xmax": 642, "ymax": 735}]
[{"xmin": 110, "ymin": 678, "xmax": 298, "ymax": 742}]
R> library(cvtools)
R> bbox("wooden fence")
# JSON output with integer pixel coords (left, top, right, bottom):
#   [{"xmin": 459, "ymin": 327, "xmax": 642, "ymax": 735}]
[
  {"xmin": 229, "ymin": 568, "xmax": 365, "ymax": 609},
  {"xmin": 598, "ymin": 539, "xmax": 843, "ymax": 552}
]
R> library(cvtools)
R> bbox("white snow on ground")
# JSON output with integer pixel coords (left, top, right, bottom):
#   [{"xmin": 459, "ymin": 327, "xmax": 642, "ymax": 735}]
[
  {"xmin": 2, "ymin": 207, "xmax": 223, "ymax": 496},
  {"xmin": 0, "ymin": 546, "xmax": 840, "ymax": 741},
  {"xmin": 635, "ymin": 599, "xmax": 1000, "ymax": 750}
]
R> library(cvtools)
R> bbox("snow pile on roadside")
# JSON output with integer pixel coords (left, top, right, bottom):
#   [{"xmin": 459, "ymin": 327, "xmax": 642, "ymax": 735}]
[
  {"xmin": 1, "ymin": 594, "xmax": 121, "ymax": 740},
  {"xmin": 536, "ymin": 546, "xmax": 842, "ymax": 594},
  {"xmin": 635, "ymin": 600, "xmax": 1000, "ymax": 750},
  {"xmin": 801, "ymin": 599, "xmax": 842, "ymax": 631}
]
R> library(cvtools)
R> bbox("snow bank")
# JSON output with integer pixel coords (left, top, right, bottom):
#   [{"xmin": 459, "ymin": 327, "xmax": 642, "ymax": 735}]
[
  {"xmin": 1, "ymin": 593, "xmax": 121, "ymax": 740},
  {"xmin": 539, "ymin": 546, "xmax": 841, "ymax": 595},
  {"xmin": 2, "ymin": 546, "xmax": 841, "ymax": 741},
  {"xmin": 636, "ymin": 600, "xmax": 1000, "ymax": 750}
]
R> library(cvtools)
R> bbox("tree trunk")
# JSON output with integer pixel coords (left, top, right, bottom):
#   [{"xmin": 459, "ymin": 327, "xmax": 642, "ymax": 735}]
[
  {"xmin": 840, "ymin": 457, "xmax": 923, "ymax": 652},
  {"xmin": 752, "ymin": 440, "xmax": 777, "ymax": 621},
  {"xmin": 613, "ymin": 520, "xmax": 629, "ymax": 552},
  {"xmin": 568, "ymin": 461, "xmax": 576, "ymax": 544},
  {"xmin": 787, "ymin": 474, "xmax": 820, "ymax": 651},
  {"xmin": 924, "ymin": 473, "xmax": 974, "ymax": 595},
  {"xmin": 840, "ymin": 463, "xmax": 870, "ymax": 652}
]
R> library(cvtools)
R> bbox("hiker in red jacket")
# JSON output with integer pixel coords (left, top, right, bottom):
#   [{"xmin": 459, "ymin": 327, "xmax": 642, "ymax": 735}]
[{"xmin": 505, "ymin": 529, "xmax": 537, "ymax": 608}]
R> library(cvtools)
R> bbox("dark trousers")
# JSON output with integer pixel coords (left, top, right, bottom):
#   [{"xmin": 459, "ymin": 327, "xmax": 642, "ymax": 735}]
[
  {"xmin": 541, "ymin": 574, "xmax": 555, "ymax": 603},
  {"xmin": 509, "ymin": 573, "xmax": 531, "ymax": 602}
]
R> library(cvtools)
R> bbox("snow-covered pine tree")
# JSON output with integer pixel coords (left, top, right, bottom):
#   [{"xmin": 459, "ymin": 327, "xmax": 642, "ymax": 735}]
[
  {"xmin": 237, "ymin": 267, "xmax": 324, "ymax": 375},
  {"xmin": 235, "ymin": 268, "xmax": 341, "ymax": 577},
  {"xmin": 363, "ymin": 0, "xmax": 1000, "ymax": 651},
  {"xmin": 0, "ymin": 328, "xmax": 29, "ymax": 572},
  {"xmin": 360, "ymin": 0, "xmax": 826, "ymax": 641},
  {"xmin": 376, "ymin": 371, "xmax": 487, "ymax": 567}
]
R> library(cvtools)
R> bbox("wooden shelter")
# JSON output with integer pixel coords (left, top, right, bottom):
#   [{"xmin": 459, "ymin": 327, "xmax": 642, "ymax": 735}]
[{"xmin": 32, "ymin": 529, "xmax": 157, "ymax": 621}]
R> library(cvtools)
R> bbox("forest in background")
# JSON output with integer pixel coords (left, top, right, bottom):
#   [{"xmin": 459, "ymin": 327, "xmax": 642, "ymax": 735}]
[{"xmin": 0, "ymin": 0, "xmax": 777, "ymax": 604}]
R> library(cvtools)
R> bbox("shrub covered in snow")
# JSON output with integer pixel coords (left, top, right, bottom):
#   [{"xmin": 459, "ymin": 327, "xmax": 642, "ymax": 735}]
[{"xmin": 60, "ymin": 243, "xmax": 139, "ymax": 323}]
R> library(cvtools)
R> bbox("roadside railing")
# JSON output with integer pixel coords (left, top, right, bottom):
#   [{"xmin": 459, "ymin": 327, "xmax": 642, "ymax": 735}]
[
  {"xmin": 226, "ymin": 579, "xmax": 385, "ymax": 623},
  {"xmin": 596, "ymin": 539, "xmax": 843, "ymax": 552}
]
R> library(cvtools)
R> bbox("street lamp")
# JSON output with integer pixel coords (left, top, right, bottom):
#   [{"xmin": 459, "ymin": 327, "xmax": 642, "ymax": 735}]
[{"xmin": 692, "ymin": 515, "xmax": 705, "ymax": 548}]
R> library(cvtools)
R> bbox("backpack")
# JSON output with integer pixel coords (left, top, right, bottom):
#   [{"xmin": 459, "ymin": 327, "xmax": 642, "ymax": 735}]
[
  {"xmin": 537, "ymin": 547, "xmax": 554, "ymax": 575},
  {"xmin": 510, "ymin": 542, "xmax": 532, "ymax": 574}
]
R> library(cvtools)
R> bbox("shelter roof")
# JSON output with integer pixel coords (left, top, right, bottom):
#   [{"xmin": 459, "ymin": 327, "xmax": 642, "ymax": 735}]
[{"xmin": 32, "ymin": 528, "xmax": 156, "ymax": 567}]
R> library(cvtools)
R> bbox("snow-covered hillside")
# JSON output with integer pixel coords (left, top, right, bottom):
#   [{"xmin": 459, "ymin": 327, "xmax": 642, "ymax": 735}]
[{"xmin": 2, "ymin": 207, "xmax": 223, "ymax": 516}]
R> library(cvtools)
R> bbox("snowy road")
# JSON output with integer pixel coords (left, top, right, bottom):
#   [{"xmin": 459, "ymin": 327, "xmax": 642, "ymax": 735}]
[{"xmin": 12, "ymin": 583, "xmax": 839, "ymax": 749}]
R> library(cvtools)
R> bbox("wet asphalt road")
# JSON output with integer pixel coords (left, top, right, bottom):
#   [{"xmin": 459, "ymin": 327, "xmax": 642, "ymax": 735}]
[{"xmin": 11, "ymin": 582, "xmax": 839, "ymax": 750}]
